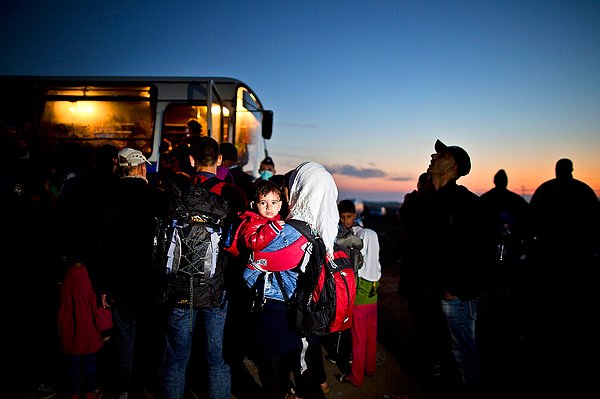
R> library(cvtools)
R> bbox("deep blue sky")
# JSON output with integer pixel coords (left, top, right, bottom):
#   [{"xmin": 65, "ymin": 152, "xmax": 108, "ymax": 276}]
[{"xmin": 1, "ymin": 0, "xmax": 599, "ymax": 201}]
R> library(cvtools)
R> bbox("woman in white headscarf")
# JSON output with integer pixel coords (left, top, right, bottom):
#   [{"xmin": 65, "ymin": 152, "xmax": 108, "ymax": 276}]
[
  {"xmin": 286, "ymin": 162, "xmax": 339, "ymax": 255},
  {"xmin": 242, "ymin": 162, "xmax": 338, "ymax": 399}
]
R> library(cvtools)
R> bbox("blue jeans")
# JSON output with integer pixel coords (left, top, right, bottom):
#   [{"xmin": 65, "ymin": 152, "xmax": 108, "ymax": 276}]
[
  {"xmin": 111, "ymin": 307, "xmax": 136, "ymax": 395},
  {"xmin": 160, "ymin": 302, "xmax": 231, "ymax": 399},
  {"xmin": 440, "ymin": 297, "xmax": 482, "ymax": 389}
]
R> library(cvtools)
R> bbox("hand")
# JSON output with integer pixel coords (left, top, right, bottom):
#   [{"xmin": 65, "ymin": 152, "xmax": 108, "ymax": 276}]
[
  {"xmin": 101, "ymin": 294, "xmax": 111, "ymax": 309},
  {"xmin": 443, "ymin": 291, "xmax": 456, "ymax": 301}
]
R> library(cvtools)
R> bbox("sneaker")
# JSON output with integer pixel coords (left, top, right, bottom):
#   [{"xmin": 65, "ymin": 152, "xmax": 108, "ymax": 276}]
[
  {"xmin": 37, "ymin": 384, "xmax": 56, "ymax": 399},
  {"xmin": 286, "ymin": 387, "xmax": 304, "ymax": 399},
  {"xmin": 325, "ymin": 355, "xmax": 337, "ymax": 364}
]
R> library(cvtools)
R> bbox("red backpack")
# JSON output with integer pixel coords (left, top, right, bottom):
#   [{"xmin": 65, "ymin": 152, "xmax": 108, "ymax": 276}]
[{"xmin": 276, "ymin": 219, "xmax": 356, "ymax": 336}]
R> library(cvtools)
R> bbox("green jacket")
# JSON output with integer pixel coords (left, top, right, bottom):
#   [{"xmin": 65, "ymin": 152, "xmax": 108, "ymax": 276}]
[{"xmin": 355, "ymin": 276, "xmax": 379, "ymax": 305}]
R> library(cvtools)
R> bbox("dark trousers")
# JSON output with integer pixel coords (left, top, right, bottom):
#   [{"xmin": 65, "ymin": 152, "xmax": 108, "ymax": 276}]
[{"xmin": 64, "ymin": 352, "xmax": 97, "ymax": 396}]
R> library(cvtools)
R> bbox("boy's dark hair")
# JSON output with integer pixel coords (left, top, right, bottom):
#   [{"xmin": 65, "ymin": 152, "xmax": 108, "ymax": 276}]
[
  {"xmin": 189, "ymin": 136, "xmax": 219, "ymax": 167},
  {"xmin": 220, "ymin": 142, "xmax": 238, "ymax": 162},
  {"xmin": 338, "ymin": 199, "xmax": 356, "ymax": 214},
  {"xmin": 252, "ymin": 179, "xmax": 281, "ymax": 202}
]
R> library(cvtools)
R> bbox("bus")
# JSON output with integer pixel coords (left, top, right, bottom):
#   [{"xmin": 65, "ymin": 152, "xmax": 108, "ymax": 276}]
[{"xmin": 0, "ymin": 75, "xmax": 273, "ymax": 180}]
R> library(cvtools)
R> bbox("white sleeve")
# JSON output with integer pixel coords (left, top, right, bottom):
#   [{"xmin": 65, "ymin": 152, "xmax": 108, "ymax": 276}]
[{"xmin": 354, "ymin": 227, "xmax": 382, "ymax": 281}]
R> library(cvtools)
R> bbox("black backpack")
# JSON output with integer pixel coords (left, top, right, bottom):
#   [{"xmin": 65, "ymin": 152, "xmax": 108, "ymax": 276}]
[{"xmin": 159, "ymin": 177, "xmax": 231, "ymax": 311}]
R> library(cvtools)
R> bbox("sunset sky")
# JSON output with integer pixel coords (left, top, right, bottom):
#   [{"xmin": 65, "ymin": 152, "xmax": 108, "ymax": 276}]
[{"xmin": 1, "ymin": 0, "xmax": 599, "ymax": 201}]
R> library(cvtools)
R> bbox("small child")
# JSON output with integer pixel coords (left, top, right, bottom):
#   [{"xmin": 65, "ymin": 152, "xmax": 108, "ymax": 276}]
[
  {"xmin": 57, "ymin": 258, "xmax": 105, "ymax": 399},
  {"xmin": 223, "ymin": 180, "xmax": 285, "ymax": 399},
  {"xmin": 235, "ymin": 179, "xmax": 285, "ymax": 267},
  {"xmin": 336, "ymin": 201, "xmax": 365, "ymax": 275},
  {"xmin": 336, "ymin": 199, "xmax": 382, "ymax": 387},
  {"xmin": 322, "ymin": 200, "xmax": 365, "ymax": 374}
]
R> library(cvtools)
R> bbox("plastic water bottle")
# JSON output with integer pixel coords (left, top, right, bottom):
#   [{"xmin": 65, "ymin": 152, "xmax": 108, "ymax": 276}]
[{"xmin": 497, "ymin": 224, "xmax": 510, "ymax": 261}]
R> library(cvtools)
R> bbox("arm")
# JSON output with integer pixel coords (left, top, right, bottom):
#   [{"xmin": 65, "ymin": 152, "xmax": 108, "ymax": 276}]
[{"xmin": 239, "ymin": 215, "xmax": 284, "ymax": 252}]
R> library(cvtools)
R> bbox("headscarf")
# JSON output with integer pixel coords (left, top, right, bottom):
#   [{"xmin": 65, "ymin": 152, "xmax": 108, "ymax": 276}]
[{"xmin": 287, "ymin": 162, "xmax": 339, "ymax": 255}]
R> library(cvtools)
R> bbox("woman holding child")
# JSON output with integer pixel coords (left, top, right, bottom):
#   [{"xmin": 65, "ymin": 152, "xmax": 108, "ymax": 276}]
[{"xmin": 235, "ymin": 162, "xmax": 338, "ymax": 399}]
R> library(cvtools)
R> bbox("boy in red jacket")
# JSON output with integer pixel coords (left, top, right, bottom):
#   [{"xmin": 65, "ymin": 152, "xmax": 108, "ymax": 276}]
[{"xmin": 227, "ymin": 179, "xmax": 285, "ymax": 261}]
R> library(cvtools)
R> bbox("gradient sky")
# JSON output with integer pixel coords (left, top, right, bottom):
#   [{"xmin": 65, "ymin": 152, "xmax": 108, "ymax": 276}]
[{"xmin": 1, "ymin": 0, "xmax": 599, "ymax": 201}]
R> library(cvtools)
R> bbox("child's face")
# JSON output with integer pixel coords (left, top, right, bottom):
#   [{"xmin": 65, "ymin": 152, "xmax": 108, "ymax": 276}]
[
  {"xmin": 339, "ymin": 212, "xmax": 356, "ymax": 229},
  {"xmin": 255, "ymin": 191, "xmax": 282, "ymax": 219}
]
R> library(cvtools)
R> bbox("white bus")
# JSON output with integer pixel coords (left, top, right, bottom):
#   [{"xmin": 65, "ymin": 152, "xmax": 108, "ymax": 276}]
[{"xmin": 0, "ymin": 75, "xmax": 273, "ymax": 179}]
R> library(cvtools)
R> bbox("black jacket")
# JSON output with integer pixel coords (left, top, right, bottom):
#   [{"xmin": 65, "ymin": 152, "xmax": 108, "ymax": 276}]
[
  {"xmin": 99, "ymin": 177, "xmax": 169, "ymax": 309},
  {"xmin": 421, "ymin": 181, "xmax": 495, "ymax": 300}
]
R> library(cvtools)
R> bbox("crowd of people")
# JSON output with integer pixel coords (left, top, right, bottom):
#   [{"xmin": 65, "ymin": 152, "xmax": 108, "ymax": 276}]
[
  {"xmin": 2, "ymin": 132, "xmax": 599, "ymax": 399},
  {"xmin": 397, "ymin": 141, "xmax": 600, "ymax": 398}
]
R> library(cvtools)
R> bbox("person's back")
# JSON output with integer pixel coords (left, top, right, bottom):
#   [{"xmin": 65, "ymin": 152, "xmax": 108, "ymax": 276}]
[
  {"xmin": 530, "ymin": 158, "xmax": 599, "ymax": 255},
  {"xmin": 528, "ymin": 158, "xmax": 600, "ymax": 392},
  {"xmin": 98, "ymin": 147, "xmax": 168, "ymax": 399},
  {"xmin": 101, "ymin": 148, "xmax": 168, "ymax": 308},
  {"xmin": 338, "ymin": 216, "xmax": 382, "ymax": 388},
  {"xmin": 159, "ymin": 136, "xmax": 246, "ymax": 399},
  {"xmin": 321, "ymin": 200, "xmax": 363, "ymax": 374},
  {"xmin": 58, "ymin": 259, "xmax": 104, "ymax": 399},
  {"xmin": 480, "ymin": 169, "xmax": 530, "ymax": 263},
  {"xmin": 480, "ymin": 169, "xmax": 531, "ymax": 340}
]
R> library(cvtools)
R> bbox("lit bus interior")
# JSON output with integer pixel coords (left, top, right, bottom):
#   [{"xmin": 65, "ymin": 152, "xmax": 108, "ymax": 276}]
[{"xmin": 40, "ymin": 86, "xmax": 155, "ymax": 155}]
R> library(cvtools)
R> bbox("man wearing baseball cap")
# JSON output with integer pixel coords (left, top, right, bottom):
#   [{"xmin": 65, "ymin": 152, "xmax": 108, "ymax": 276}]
[
  {"xmin": 100, "ymin": 146, "xmax": 169, "ymax": 398},
  {"xmin": 419, "ymin": 139, "xmax": 494, "ymax": 397}
]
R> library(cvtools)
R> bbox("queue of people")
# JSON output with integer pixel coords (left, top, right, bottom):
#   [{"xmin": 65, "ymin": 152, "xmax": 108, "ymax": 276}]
[{"xmin": 3, "ymin": 133, "xmax": 598, "ymax": 399}]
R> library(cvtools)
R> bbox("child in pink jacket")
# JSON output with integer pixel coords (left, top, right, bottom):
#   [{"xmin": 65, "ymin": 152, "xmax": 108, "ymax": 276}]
[{"xmin": 57, "ymin": 259, "xmax": 106, "ymax": 399}]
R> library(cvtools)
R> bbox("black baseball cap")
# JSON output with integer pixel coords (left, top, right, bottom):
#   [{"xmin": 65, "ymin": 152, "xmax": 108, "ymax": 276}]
[
  {"xmin": 261, "ymin": 156, "xmax": 274, "ymax": 166},
  {"xmin": 434, "ymin": 139, "xmax": 471, "ymax": 177}
]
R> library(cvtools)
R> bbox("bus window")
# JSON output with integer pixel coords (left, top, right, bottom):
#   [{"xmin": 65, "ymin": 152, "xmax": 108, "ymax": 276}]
[
  {"xmin": 38, "ymin": 85, "xmax": 155, "ymax": 156},
  {"xmin": 41, "ymin": 100, "xmax": 154, "ymax": 155}
]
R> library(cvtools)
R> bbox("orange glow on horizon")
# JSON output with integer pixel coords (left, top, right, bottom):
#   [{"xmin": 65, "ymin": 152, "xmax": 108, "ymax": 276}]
[{"xmin": 333, "ymin": 171, "xmax": 600, "ymax": 201}]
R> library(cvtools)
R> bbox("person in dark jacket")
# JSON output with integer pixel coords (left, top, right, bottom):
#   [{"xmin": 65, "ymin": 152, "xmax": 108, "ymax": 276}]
[
  {"xmin": 528, "ymin": 158, "xmax": 600, "ymax": 395},
  {"xmin": 159, "ymin": 137, "xmax": 247, "ymax": 399},
  {"xmin": 98, "ymin": 147, "xmax": 169, "ymax": 399},
  {"xmin": 480, "ymin": 169, "xmax": 531, "ymax": 340},
  {"xmin": 421, "ymin": 139, "xmax": 495, "ymax": 398}
]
